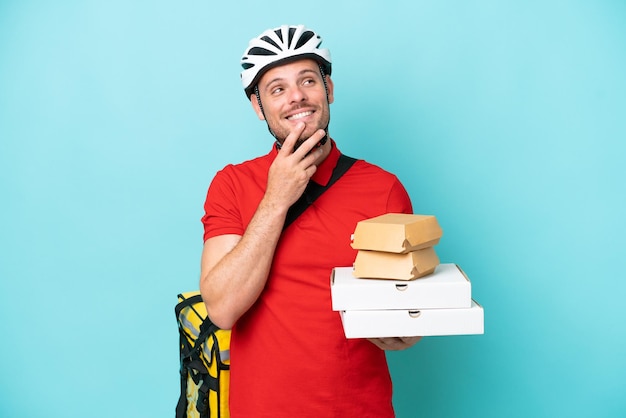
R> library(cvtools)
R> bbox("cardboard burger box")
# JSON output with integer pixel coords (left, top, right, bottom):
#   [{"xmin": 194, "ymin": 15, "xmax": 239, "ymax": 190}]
[
  {"xmin": 331, "ymin": 263, "xmax": 472, "ymax": 311},
  {"xmin": 351, "ymin": 213, "xmax": 443, "ymax": 253},
  {"xmin": 352, "ymin": 247, "xmax": 440, "ymax": 280},
  {"xmin": 339, "ymin": 300, "xmax": 484, "ymax": 338}
]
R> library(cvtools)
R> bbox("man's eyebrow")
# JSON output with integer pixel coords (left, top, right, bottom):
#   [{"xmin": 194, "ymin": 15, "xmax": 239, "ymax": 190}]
[{"xmin": 263, "ymin": 68, "xmax": 319, "ymax": 91}]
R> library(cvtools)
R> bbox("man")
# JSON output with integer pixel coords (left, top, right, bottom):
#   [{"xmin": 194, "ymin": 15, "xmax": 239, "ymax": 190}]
[{"xmin": 200, "ymin": 24, "xmax": 421, "ymax": 418}]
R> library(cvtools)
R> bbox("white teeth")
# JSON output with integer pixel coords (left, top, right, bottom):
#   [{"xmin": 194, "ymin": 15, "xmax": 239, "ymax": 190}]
[{"xmin": 287, "ymin": 111, "xmax": 312, "ymax": 120}]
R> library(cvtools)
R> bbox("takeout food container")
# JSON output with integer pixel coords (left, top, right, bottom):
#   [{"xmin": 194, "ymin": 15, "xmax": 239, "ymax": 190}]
[
  {"xmin": 331, "ymin": 263, "xmax": 472, "ymax": 311},
  {"xmin": 352, "ymin": 247, "xmax": 440, "ymax": 280},
  {"xmin": 351, "ymin": 213, "xmax": 443, "ymax": 253},
  {"xmin": 339, "ymin": 300, "xmax": 484, "ymax": 338}
]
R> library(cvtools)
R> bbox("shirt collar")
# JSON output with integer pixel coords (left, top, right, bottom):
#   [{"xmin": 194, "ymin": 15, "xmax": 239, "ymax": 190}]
[{"xmin": 268, "ymin": 139, "xmax": 341, "ymax": 187}]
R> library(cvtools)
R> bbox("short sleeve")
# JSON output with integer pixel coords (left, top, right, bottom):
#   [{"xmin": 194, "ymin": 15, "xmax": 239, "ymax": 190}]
[
  {"xmin": 201, "ymin": 166, "xmax": 245, "ymax": 242},
  {"xmin": 386, "ymin": 177, "xmax": 413, "ymax": 214}
]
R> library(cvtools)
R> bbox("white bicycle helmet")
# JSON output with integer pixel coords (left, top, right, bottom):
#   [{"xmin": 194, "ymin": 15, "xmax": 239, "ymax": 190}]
[{"xmin": 241, "ymin": 24, "xmax": 332, "ymax": 98}]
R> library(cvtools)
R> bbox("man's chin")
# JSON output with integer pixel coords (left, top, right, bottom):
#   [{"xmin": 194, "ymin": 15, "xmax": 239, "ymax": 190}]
[{"xmin": 272, "ymin": 121, "xmax": 327, "ymax": 149}]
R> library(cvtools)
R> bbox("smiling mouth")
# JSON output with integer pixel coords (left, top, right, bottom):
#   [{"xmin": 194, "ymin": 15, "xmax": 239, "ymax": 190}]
[{"xmin": 286, "ymin": 111, "xmax": 313, "ymax": 121}]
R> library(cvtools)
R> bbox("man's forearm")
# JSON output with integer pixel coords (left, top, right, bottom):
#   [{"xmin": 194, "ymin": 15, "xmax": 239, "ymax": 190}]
[{"xmin": 200, "ymin": 197, "xmax": 288, "ymax": 329}]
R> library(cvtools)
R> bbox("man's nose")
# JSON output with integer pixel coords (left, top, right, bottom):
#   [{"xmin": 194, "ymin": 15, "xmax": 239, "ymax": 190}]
[{"xmin": 288, "ymin": 85, "xmax": 306, "ymax": 103}]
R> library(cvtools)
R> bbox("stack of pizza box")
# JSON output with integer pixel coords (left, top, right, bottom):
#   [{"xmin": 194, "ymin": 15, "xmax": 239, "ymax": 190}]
[{"xmin": 330, "ymin": 213, "xmax": 484, "ymax": 338}]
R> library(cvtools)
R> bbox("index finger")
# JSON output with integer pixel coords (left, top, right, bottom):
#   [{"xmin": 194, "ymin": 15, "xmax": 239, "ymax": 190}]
[
  {"xmin": 279, "ymin": 122, "xmax": 306, "ymax": 155},
  {"xmin": 292, "ymin": 128, "xmax": 326, "ymax": 159}
]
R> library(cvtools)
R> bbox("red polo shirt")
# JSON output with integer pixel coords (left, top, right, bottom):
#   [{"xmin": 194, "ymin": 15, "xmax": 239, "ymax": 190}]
[{"xmin": 202, "ymin": 141, "xmax": 412, "ymax": 418}]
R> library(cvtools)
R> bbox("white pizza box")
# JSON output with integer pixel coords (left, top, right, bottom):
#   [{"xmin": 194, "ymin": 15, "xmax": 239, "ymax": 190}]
[
  {"xmin": 351, "ymin": 213, "xmax": 443, "ymax": 253},
  {"xmin": 331, "ymin": 263, "xmax": 472, "ymax": 311},
  {"xmin": 339, "ymin": 300, "xmax": 484, "ymax": 338},
  {"xmin": 352, "ymin": 247, "xmax": 440, "ymax": 280}
]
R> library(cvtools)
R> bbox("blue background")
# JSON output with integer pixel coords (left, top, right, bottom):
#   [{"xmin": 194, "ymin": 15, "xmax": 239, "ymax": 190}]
[{"xmin": 1, "ymin": 1, "xmax": 625, "ymax": 417}]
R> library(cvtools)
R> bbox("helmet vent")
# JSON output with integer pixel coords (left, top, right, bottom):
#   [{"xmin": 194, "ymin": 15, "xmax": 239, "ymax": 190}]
[
  {"xmin": 249, "ymin": 46, "xmax": 277, "ymax": 56},
  {"xmin": 261, "ymin": 35, "xmax": 281, "ymax": 50},
  {"xmin": 287, "ymin": 27, "xmax": 296, "ymax": 48},
  {"xmin": 274, "ymin": 28, "xmax": 283, "ymax": 42},
  {"xmin": 295, "ymin": 30, "xmax": 315, "ymax": 49}
]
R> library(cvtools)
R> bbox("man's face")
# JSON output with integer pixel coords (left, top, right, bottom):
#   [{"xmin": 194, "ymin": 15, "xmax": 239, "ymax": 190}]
[{"xmin": 251, "ymin": 59, "xmax": 334, "ymax": 145}]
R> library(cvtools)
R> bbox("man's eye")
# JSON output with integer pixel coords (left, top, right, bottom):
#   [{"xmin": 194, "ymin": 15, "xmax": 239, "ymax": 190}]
[
  {"xmin": 271, "ymin": 87, "xmax": 283, "ymax": 94},
  {"xmin": 303, "ymin": 79, "xmax": 315, "ymax": 86}
]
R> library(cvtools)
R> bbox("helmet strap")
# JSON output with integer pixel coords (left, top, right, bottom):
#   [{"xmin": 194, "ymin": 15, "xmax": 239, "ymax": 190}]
[
  {"xmin": 319, "ymin": 64, "xmax": 330, "ymax": 103},
  {"xmin": 255, "ymin": 85, "xmax": 280, "ymax": 143},
  {"xmin": 317, "ymin": 64, "xmax": 330, "ymax": 148}
]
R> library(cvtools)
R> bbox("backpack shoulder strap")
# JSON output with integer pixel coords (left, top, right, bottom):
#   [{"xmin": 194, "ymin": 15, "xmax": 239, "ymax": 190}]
[{"xmin": 283, "ymin": 154, "xmax": 357, "ymax": 230}]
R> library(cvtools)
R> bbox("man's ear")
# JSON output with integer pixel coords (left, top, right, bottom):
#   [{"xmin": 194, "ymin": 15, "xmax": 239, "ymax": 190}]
[
  {"xmin": 325, "ymin": 75, "xmax": 335, "ymax": 104},
  {"xmin": 250, "ymin": 94, "xmax": 265, "ymax": 120}
]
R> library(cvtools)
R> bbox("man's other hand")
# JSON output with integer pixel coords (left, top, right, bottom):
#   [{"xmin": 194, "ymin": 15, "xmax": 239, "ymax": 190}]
[{"xmin": 367, "ymin": 336, "xmax": 423, "ymax": 351}]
